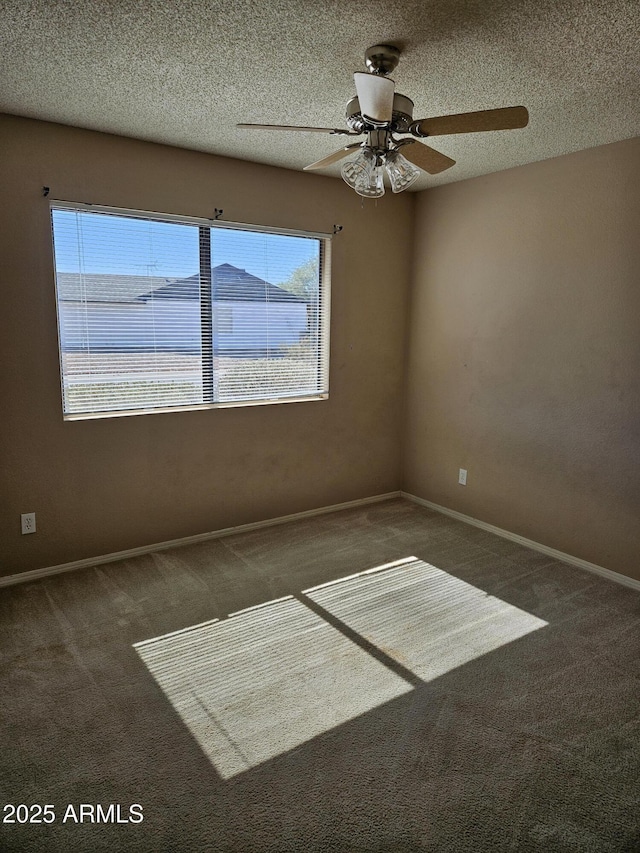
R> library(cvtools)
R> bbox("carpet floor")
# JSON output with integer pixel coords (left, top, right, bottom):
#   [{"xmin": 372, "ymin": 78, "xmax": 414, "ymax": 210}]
[{"xmin": 1, "ymin": 498, "xmax": 639, "ymax": 852}]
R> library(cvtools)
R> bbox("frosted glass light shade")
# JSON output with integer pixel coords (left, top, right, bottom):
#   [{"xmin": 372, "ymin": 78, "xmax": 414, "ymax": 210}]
[
  {"xmin": 354, "ymin": 166, "xmax": 385, "ymax": 198},
  {"xmin": 341, "ymin": 150, "xmax": 385, "ymax": 198},
  {"xmin": 353, "ymin": 72, "xmax": 395, "ymax": 123},
  {"xmin": 385, "ymin": 149, "xmax": 421, "ymax": 193},
  {"xmin": 341, "ymin": 152, "xmax": 370, "ymax": 189}
]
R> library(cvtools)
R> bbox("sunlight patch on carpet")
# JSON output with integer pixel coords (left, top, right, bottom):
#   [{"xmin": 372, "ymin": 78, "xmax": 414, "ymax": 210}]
[
  {"xmin": 134, "ymin": 558, "xmax": 546, "ymax": 778},
  {"xmin": 304, "ymin": 559, "xmax": 548, "ymax": 683},
  {"xmin": 135, "ymin": 595, "xmax": 413, "ymax": 778}
]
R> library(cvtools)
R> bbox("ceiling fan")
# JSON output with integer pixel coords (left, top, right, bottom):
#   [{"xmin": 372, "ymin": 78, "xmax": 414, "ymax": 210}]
[{"xmin": 238, "ymin": 44, "xmax": 529, "ymax": 197}]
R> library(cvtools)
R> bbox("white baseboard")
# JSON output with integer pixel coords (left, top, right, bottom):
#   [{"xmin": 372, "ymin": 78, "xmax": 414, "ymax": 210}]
[
  {"xmin": 0, "ymin": 491, "xmax": 402, "ymax": 588},
  {"xmin": 402, "ymin": 492, "xmax": 640, "ymax": 593},
  {"xmin": 6, "ymin": 490, "xmax": 638, "ymax": 594}
]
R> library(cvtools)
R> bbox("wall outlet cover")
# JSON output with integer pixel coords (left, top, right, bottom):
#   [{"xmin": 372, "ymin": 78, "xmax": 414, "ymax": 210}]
[{"xmin": 21, "ymin": 512, "xmax": 36, "ymax": 534}]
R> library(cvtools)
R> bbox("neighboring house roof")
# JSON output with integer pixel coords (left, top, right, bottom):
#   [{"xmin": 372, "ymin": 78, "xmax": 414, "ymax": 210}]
[
  {"xmin": 56, "ymin": 272, "xmax": 171, "ymax": 303},
  {"xmin": 56, "ymin": 264, "xmax": 306, "ymax": 304},
  {"xmin": 142, "ymin": 263, "xmax": 306, "ymax": 303}
]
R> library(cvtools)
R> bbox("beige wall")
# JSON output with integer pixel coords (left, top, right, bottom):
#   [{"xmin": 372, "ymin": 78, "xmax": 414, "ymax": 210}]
[
  {"xmin": 404, "ymin": 137, "xmax": 640, "ymax": 580},
  {"xmin": 0, "ymin": 114, "xmax": 414, "ymax": 577}
]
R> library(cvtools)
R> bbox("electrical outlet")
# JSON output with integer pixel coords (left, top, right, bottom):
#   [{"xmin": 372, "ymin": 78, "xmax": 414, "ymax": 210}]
[
  {"xmin": 458, "ymin": 468, "xmax": 467, "ymax": 486},
  {"xmin": 21, "ymin": 512, "xmax": 36, "ymax": 534}
]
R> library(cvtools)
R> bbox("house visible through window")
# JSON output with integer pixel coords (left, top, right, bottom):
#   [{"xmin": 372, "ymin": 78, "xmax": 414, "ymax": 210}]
[{"xmin": 50, "ymin": 204, "xmax": 330, "ymax": 418}]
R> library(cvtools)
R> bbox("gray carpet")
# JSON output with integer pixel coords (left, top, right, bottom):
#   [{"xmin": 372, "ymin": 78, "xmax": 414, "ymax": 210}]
[{"xmin": 1, "ymin": 498, "xmax": 639, "ymax": 852}]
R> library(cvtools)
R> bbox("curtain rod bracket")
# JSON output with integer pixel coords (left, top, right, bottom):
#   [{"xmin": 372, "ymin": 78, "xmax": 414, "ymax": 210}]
[
  {"xmin": 42, "ymin": 186, "xmax": 50, "ymax": 197},
  {"xmin": 214, "ymin": 208, "xmax": 224, "ymax": 220},
  {"xmin": 333, "ymin": 224, "xmax": 343, "ymax": 234}
]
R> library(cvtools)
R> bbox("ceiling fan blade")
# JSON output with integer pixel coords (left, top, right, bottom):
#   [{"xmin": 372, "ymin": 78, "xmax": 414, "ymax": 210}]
[
  {"xmin": 353, "ymin": 72, "xmax": 395, "ymax": 123},
  {"xmin": 303, "ymin": 143, "xmax": 363, "ymax": 171},
  {"xmin": 413, "ymin": 106, "xmax": 529, "ymax": 137},
  {"xmin": 400, "ymin": 141, "xmax": 456, "ymax": 174},
  {"xmin": 237, "ymin": 123, "xmax": 352, "ymax": 135}
]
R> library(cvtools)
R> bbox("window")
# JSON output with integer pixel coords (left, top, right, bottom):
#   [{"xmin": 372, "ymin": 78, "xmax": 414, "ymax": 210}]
[{"xmin": 50, "ymin": 203, "xmax": 330, "ymax": 419}]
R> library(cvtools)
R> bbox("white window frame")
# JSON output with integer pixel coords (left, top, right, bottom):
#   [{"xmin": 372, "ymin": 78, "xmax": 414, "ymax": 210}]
[{"xmin": 50, "ymin": 202, "xmax": 331, "ymax": 420}]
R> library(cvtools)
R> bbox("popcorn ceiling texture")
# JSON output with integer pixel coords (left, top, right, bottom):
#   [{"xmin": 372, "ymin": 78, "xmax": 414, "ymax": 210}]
[{"xmin": 0, "ymin": 0, "xmax": 638, "ymax": 190}]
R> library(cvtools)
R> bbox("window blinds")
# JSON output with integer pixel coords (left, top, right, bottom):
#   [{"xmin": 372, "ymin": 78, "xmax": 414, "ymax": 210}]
[{"xmin": 50, "ymin": 204, "xmax": 330, "ymax": 418}]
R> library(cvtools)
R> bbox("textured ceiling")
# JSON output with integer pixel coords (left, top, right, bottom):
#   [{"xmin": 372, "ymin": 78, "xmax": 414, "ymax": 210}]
[{"xmin": 1, "ymin": 0, "xmax": 639, "ymax": 190}]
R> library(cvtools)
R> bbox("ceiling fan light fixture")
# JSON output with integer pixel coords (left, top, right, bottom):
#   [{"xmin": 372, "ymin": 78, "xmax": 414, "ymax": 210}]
[{"xmin": 384, "ymin": 149, "xmax": 421, "ymax": 192}]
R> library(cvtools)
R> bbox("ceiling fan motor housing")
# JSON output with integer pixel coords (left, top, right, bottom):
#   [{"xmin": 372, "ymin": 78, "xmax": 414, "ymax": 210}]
[{"xmin": 346, "ymin": 92, "xmax": 414, "ymax": 133}]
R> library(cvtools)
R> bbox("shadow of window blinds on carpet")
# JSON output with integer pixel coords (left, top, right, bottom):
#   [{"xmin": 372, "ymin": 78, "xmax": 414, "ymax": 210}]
[{"xmin": 134, "ymin": 557, "xmax": 547, "ymax": 779}]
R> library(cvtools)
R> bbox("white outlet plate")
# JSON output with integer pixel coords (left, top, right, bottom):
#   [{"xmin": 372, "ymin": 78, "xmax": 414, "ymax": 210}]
[
  {"xmin": 458, "ymin": 469, "xmax": 467, "ymax": 486},
  {"xmin": 21, "ymin": 512, "xmax": 36, "ymax": 534}
]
